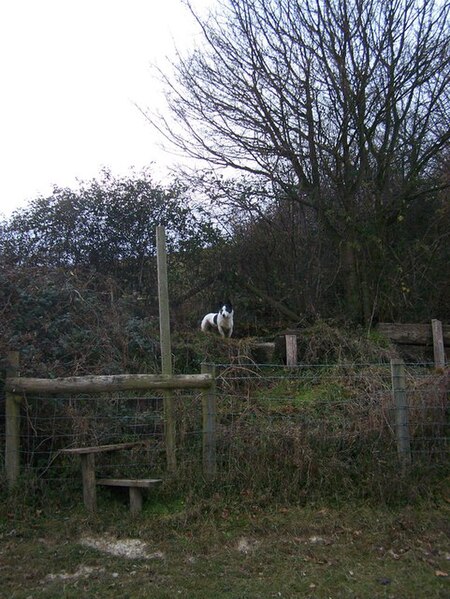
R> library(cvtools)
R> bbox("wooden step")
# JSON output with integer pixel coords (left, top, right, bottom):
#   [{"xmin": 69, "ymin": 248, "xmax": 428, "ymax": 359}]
[
  {"xmin": 59, "ymin": 443, "xmax": 148, "ymax": 513},
  {"xmin": 97, "ymin": 478, "xmax": 162, "ymax": 488},
  {"xmin": 60, "ymin": 442, "xmax": 144, "ymax": 455},
  {"xmin": 97, "ymin": 478, "xmax": 162, "ymax": 515}
]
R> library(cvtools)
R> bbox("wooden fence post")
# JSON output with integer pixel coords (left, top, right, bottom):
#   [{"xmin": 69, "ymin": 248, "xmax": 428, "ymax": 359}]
[
  {"xmin": 201, "ymin": 363, "xmax": 217, "ymax": 480},
  {"xmin": 5, "ymin": 351, "xmax": 21, "ymax": 489},
  {"xmin": 156, "ymin": 226, "xmax": 176, "ymax": 472},
  {"xmin": 390, "ymin": 359, "xmax": 411, "ymax": 467},
  {"xmin": 80, "ymin": 453, "xmax": 97, "ymax": 513},
  {"xmin": 431, "ymin": 319, "xmax": 446, "ymax": 369},
  {"xmin": 285, "ymin": 334, "xmax": 297, "ymax": 367}
]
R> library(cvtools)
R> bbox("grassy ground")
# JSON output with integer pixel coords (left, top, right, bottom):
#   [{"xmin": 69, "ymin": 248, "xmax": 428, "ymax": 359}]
[{"xmin": 1, "ymin": 494, "xmax": 449, "ymax": 599}]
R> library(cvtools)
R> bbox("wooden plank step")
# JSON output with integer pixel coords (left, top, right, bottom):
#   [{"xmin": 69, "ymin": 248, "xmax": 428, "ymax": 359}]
[
  {"xmin": 60, "ymin": 442, "xmax": 144, "ymax": 455},
  {"xmin": 97, "ymin": 478, "xmax": 162, "ymax": 515},
  {"xmin": 97, "ymin": 478, "xmax": 162, "ymax": 488}
]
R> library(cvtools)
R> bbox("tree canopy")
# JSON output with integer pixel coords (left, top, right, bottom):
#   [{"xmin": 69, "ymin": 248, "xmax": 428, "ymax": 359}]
[
  {"xmin": 151, "ymin": 0, "xmax": 450, "ymax": 321},
  {"xmin": 1, "ymin": 169, "xmax": 222, "ymax": 291}
]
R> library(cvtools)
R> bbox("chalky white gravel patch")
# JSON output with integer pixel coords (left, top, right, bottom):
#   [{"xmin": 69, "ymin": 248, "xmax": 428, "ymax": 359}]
[
  {"xmin": 236, "ymin": 537, "xmax": 260, "ymax": 554},
  {"xmin": 43, "ymin": 565, "xmax": 105, "ymax": 583},
  {"xmin": 80, "ymin": 535, "xmax": 164, "ymax": 560}
]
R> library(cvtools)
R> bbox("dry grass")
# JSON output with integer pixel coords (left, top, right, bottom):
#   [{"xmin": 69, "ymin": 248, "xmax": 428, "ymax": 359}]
[{"xmin": 1, "ymin": 496, "xmax": 449, "ymax": 598}]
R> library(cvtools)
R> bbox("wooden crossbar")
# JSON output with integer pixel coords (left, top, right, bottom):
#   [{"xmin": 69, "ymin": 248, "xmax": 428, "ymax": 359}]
[
  {"xmin": 60, "ymin": 442, "xmax": 144, "ymax": 455},
  {"xmin": 5, "ymin": 373, "xmax": 213, "ymax": 394}
]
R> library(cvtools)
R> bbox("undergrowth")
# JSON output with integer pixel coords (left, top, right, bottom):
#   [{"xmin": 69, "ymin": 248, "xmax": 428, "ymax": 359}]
[{"xmin": 1, "ymin": 324, "xmax": 448, "ymax": 513}]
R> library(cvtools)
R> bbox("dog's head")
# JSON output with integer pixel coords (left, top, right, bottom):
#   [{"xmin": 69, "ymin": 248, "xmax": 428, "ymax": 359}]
[{"xmin": 220, "ymin": 302, "xmax": 233, "ymax": 319}]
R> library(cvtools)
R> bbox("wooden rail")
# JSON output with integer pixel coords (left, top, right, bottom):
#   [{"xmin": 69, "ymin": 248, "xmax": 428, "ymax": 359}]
[
  {"xmin": 376, "ymin": 322, "xmax": 450, "ymax": 346},
  {"xmin": 5, "ymin": 373, "xmax": 213, "ymax": 394}
]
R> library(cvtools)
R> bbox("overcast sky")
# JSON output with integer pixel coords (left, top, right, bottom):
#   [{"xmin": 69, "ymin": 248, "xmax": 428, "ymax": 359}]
[{"xmin": 0, "ymin": 0, "xmax": 212, "ymax": 217}]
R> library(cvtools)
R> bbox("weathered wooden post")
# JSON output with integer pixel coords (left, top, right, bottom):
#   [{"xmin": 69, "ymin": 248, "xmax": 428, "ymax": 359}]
[
  {"xmin": 156, "ymin": 225, "xmax": 176, "ymax": 472},
  {"xmin": 5, "ymin": 351, "xmax": 21, "ymax": 489},
  {"xmin": 390, "ymin": 359, "xmax": 411, "ymax": 467},
  {"xmin": 201, "ymin": 363, "xmax": 217, "ymax": 479},
  {"xmin": 431, "ymin": 319, "xmax": 446, "ymax": 369},
  {"xmin": 285, "ymin": 334, "xmax": 298, "ymax": 367},
  {"xmin": 80, "ymin": 453, "xmax": 97, "ymax": 513}
]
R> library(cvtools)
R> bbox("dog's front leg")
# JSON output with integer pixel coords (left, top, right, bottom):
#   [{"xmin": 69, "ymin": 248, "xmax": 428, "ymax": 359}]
[{"xmin": 218, "ymin": 326, "xmax": 226, "ymax": 338}]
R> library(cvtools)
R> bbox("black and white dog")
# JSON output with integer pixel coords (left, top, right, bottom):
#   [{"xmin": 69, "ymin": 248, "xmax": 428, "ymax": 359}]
[{"xmin": 201, "ymin": 302, "xmax": 234, "ymax": 338}]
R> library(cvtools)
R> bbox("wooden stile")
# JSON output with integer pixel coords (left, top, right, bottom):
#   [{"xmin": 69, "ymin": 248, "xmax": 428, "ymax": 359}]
[{"xmin": 61, "ymin": 442, "xmax": 162, "ymax": 514}]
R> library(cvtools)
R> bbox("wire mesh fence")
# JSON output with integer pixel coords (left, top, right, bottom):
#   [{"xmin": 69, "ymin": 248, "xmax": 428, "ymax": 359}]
[
  {"xmin": 1, "ymin": 362, "xmax": 448, "ymax": 501},
  {"xmin": 5, "ymin": 389, "xmax": 203, "ymax": 483}
]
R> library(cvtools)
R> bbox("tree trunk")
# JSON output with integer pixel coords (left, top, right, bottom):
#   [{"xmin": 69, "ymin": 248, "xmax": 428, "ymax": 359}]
[
  {"xmin": 342, "ymin": 242, "xmax": 362, "ymax": 322},
  {"xmin": 358, "ymin": 254, "xmax": 373, "ymax": 326}
]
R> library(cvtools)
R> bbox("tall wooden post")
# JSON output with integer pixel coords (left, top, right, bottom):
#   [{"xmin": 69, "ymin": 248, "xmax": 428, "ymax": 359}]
[
  {"xmin": 156, "ymin": 226, "xmax": 176, "ymax": 472},
  {"xmin": 201, "ymin": 363, "xmax": 217, "ymax": 480},
  {"xmin": 390, "ymin": 359, "xmax": 411, "ymax": 467},
  {"xmin": 431, "ymin": 319, "xmax": 446, "ymax": 369},
  {"xmin": 5, "ymin": 351, "xmax": 21, "ymax": 489}
]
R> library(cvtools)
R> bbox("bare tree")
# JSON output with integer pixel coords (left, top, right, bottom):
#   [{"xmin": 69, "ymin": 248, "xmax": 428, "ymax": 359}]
[{"xmin": 150, "ymin": 0, "xmax": 450, "ymax": 322}]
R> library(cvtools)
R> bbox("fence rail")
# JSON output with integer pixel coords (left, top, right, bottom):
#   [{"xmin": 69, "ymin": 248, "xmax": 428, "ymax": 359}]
[{"xmin": 5, "ymin": 373, "xmax": 213, "ymax": 394}]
